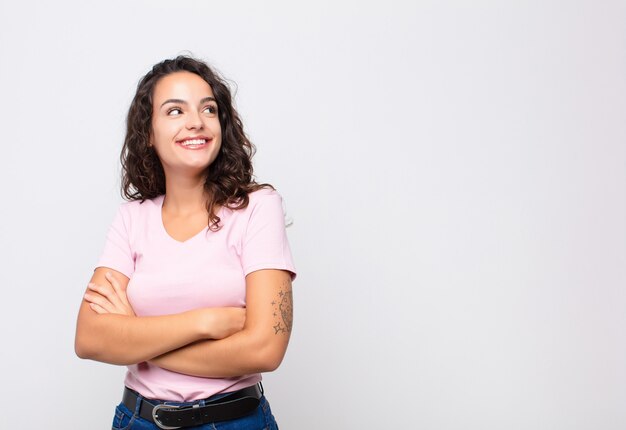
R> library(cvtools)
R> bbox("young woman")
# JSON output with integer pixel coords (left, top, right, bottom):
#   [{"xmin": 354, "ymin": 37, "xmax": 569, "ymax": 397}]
[{"xmin": 75, "ymin": 56, "xmax": 296, "ymax": 430}]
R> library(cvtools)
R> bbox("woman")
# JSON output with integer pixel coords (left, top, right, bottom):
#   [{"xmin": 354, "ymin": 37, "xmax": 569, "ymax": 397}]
[{"xmin": 75, "ymin": 56, "xmax": 296, "ymax": 430}]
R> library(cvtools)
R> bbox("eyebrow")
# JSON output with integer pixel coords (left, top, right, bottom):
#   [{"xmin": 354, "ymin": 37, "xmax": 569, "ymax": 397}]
[{"xmin": 160, "ymin": 97, "xmax": 217, "ymax": 108}]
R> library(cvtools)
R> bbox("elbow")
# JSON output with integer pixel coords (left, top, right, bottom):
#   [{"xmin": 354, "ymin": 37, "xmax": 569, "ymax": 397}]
[
  {"xmin": 74, "ymin": 337, "xmax": 92, "ymax": 360},
  {"xmin": 74, "ymin": 314, "xmax": 135, "ymax": 365},
  {"xmin": 74, "ymin": 322, "xmax": 102, "ymax": 360},
  {"xmin": 259, "ymin": 354, "xmax": 283, "ymax": 372},
  {"xmin": 74, "ymin": 335, "xmax": 129, "ymax": 365},
  {"xmin": 74, "ymin": 329, "xmax": 97, "ymax": 360},
  {"xmin": 75, "ymin": 347, "xmax": 91, "ymax": 360},
  {"xmin": 254, "ymin": 341, "xmax": 288, "ymax": 372},
  {"xmin": 75, "ymin": 310, "xmax": 99, "ymax": 360}
]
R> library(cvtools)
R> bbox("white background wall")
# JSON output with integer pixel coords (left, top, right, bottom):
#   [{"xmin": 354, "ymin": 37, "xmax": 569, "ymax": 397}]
[{"xmin": 1, "ymin": 1, "xmax": 625, "ymax": 428}]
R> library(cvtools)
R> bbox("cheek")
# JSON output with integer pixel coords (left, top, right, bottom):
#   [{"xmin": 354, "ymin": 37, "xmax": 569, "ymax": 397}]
[
  {"xmin": 152, "ymin": 122, "xmax": 177, "ymax": 145},
  {"xmin": 212, "ymin": 119, "xmax": 222, "ymax": 137}
]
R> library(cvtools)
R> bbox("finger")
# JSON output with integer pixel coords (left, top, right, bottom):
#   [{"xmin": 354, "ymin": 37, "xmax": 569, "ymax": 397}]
[
  {"xmin": 88, "ymin": 282, "xmax": 124, "ymax": 309},
  {"xmin": 88, "ymin": 281, "xmax": 134, "ymax": 316},
  {"xmin": 84, "ymin": 291, "xmax": 116, "ymax": 314},
  {"xmin": 87, "ymin": 282, "xmax": 113, "ymax": 296},
  {"xmin": 104, "ymin": 272, "xmax": 131, "ymax": 308},
  {"xmin": 105, "ymin": 272, "xmax": 131, "ymax": 306},
  {"xmin": 89, "ymin": 303, "xmax": 108, "ymax": 314}
]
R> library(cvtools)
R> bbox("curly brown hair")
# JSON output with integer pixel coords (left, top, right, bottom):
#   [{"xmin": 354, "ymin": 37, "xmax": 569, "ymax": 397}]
[{"xmin": 120, "ymin": 55, "xmax": 272, "ymax": 231}]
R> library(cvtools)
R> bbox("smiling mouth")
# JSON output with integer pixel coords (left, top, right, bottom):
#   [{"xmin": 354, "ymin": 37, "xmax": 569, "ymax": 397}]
[{"xmin": 177, "ymin": 138, "xmax": 210, "ymax": 148}]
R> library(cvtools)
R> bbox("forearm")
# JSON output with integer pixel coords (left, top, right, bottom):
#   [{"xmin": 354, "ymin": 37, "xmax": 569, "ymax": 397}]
[
  {"xmin": 75, "ymin": 267, "xmax": 206, "ymax": 365},
  {"xmin": 149, "ymin": 327, "xmax": 290, "ymax": 378},
  {"xmin": 76, "ymin": 268, "xmax": 246, "ymax": 366},
  {"xmin": 75, "ymin": 305, "xmax": 206, "ymax": 365},
  {"xmin": 150, "ymin": 269, "xmax": 293, "ymax": 378}
]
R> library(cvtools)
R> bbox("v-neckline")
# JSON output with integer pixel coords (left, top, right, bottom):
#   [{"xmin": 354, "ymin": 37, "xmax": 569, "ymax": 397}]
[{"xmin": 158, "ymin": 195, "xmax": 209, "ymax": 244}]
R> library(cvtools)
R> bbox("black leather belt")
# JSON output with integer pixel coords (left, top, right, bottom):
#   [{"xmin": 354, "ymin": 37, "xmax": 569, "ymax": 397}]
[{"xmin": 122, "ymin": 384, "xmax": 262, "ymax": 429}]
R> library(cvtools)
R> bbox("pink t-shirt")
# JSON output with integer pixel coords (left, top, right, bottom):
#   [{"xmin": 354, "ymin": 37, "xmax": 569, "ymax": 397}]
[{"xmin": 95, "ymin": 188, "xmax": 296, "ymax": 401}]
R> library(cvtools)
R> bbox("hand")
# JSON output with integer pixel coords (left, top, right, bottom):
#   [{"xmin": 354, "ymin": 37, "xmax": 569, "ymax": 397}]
[
  {"xmin": 84, "ymin": 271, "xmax": 135, "ymax": 316},
  {"xmin": 200, "ymin": 307, "xmax": 246, "ymax": 339}
]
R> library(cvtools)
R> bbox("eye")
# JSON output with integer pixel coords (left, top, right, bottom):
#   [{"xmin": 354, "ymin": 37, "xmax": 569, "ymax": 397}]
[
  {"xmin": 167, "ymin": 107, "xmax": 183, "ymax": 116},
  {"xmin": 203, "ymin": 104, "xmax": 218, "ymax": 116}
]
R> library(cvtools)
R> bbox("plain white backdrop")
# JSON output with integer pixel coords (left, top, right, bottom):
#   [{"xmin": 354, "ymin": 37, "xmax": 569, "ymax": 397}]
[{"xmin": 1, "ymin": 1, "xmax": 625, "ymax": 428}]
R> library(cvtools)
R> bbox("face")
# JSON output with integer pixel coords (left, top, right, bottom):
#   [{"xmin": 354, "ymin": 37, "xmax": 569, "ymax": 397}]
[{"xmin": 150, "ymin": 71, "xmax": 222, "ymax": 177}]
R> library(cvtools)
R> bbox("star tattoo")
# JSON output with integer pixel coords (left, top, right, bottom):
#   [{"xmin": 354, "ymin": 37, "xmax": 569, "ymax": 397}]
[{"xmin": 273, "ymin": 322, "xmax": 285, "ymax": 334}]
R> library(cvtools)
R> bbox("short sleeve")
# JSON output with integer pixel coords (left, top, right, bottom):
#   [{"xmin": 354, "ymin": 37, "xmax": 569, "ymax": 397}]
[
  {"xmin": 241, "ymin": 191, "xmax": 297, "ymax": 280},
  {"xmin": 95, "ymin": 204, "xmax": 135, "ymax": 279}
]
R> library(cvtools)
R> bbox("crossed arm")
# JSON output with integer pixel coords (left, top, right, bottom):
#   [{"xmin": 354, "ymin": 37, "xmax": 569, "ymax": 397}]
[{"xmin": 74, "ymin": 267, "xmax": 293, "ymax": 377}]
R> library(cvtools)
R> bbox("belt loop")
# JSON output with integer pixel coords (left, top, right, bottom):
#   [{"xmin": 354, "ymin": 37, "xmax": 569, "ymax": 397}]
[{"xmin": 134, "ymin": 392, "xmax": 143, "ymax": 416}]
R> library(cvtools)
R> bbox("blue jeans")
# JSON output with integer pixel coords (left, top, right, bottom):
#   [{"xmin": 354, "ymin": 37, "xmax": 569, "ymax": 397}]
[{"xmin": 111, "ymin": 390, "xmax": 279, "ymax": 430}]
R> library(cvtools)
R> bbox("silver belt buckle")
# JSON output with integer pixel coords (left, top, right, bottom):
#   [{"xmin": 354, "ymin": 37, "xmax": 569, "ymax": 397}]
[{"xmin": 152, "ymin": 403, "xmax": 182, "ymax": 430}]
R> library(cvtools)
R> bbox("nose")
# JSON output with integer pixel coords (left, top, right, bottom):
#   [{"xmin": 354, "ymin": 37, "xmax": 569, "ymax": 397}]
[{"xmin": 185, "ymin": 110, "xmax": 203, "ymax": 130}]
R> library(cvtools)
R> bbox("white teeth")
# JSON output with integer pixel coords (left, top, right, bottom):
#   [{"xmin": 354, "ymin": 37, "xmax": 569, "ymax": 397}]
[{"xmin": 181, "ymin": 139, "xmax": 207, "ymax": 146}]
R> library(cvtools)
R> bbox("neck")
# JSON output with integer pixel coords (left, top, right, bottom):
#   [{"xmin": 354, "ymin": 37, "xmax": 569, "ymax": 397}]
[{"xmin": 162, "ymin": 173, "xmax": 210, "ymax": 216}]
